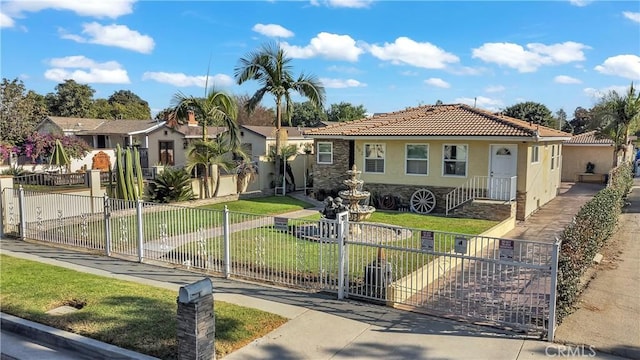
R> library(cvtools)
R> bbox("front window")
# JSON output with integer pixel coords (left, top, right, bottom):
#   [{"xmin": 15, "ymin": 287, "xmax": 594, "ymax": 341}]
[
  {"xmin": 364, "ymin": 143, "xmax": 385, "ymax": 173},
  {"xmin": 551, "ymin": 145, "xmax": 556, "ymax": 170},
  {"xmin": 317, "ymin": 142, "xmax": 333, "ymax": 164},
  {"xmin": 443, "ymin": 144, "xmax": 467, "ymax": 176},
  {"xmin": 406, "ymin": 144, "xmax": 429, "ymax": 175},
  {"xmin": 159, "ymin": 140, "xmax": 174, "ymax": 166}
]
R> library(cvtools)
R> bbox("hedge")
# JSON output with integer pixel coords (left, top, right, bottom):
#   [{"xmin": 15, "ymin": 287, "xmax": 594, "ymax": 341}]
[{"xmin": 556, "ymin": 162, "xmax": 634, "ymax": 322}]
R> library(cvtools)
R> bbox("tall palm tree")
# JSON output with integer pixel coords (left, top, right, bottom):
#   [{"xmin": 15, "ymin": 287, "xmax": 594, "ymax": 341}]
[
  {"xmin": 234, "ymin": 42, "xmax": 325, "ymax": 186},
  {"xmin": 593, "ymin": 82, "xmax": 640, "ymax": 166},
  {"xmin": 184, "ymin": 138, "xmax": 235, "ymax": 198}
]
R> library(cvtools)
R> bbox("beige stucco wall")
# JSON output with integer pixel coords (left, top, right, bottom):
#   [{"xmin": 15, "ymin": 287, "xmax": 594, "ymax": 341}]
[
  {"xmin": 520, "ymin": 142, "xmax": 563, "ymax": 219},
  {"xmin": 561, "ymin": 145, "xmax": 614, "ymax": 181},
  {"xmin": 147, "ymin": 127, "xmax": 187, "ymax": 167}
]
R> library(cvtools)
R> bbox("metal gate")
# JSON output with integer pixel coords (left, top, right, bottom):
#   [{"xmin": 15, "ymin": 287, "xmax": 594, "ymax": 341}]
[{"xmin": 338, "ymin": 219, "xmax": 559, "ymax": 337}]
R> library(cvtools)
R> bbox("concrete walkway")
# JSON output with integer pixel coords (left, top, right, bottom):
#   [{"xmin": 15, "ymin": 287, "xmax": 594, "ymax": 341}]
[{"xmin": 554, "ymin": 178, "xmax": 640, "ymax": 359}]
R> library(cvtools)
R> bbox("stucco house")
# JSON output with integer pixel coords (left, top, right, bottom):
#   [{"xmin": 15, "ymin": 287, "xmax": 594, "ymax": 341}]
[
  {"xmin": 304, "ymin": 104, "xmax": 572, "ymax": 221},
  {"xmin": 239, "ymin": 125, "xmax": 315, "ymax": 193},
  {"xmin": 562, "ymin": 130, "xmax": 636, "ymax": 183}
]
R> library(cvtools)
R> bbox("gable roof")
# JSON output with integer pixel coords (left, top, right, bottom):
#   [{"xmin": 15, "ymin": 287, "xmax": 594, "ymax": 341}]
[
  {"xmin": 45, "ymin": 116, "xmax": 106, "ymax": 132},
  {"xmin": 304, "ymin": 104, "xmax": 571, "ymax": 140},
  {"xmin": 79, "ymin": 119, "xmax": 165, "ymax": 135},
  {"xmin": 241, "ymin": 125, "xmax": 310, "ymax": 139},
  {"xmin": 169, "ymin": 124, "xmax": 227, "ymax": 139},
  {"xmin": 564, "ymin": 130, "xmax": 614, "ymax": 145}
]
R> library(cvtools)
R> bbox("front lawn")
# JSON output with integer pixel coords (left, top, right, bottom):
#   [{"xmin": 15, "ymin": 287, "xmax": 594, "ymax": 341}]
[
  {"xmin": 0, "ymin": 255, "xmax": 287, "ymax": 359},
  {"xmin": 197, "ymin": 195, "xmax": 314, "ymax": 214}
]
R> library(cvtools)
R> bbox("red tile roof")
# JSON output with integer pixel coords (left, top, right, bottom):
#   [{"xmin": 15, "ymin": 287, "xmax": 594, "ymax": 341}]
[
  {"xmin": 304, "ymin": 104, "xmax": 572, "ymax": 139},
  {"xmin": 564, "ymin": 130, "xmax": 614, "ymax": 145}
]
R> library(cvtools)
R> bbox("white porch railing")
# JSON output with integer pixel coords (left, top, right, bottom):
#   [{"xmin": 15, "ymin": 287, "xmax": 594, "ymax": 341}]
[{"xmin": 445, "ymin": 176, "xmax": 516, "ymax": 215}]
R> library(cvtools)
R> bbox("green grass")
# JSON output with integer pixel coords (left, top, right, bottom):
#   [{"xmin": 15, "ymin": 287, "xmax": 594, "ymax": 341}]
[
  {"xmin": 303, "ymin": 210, "xmax": 498, "ymax": 234},
  {"xmin": 196, "ymin": 195, "xmax": 314, "ymax": 214},
  {"xmin": 0, "ymin": 255, "xmax": 287, "ymax": 359}
]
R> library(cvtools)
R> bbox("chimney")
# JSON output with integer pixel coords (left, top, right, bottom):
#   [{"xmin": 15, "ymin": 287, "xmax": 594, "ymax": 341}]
[{"xmin": 187, "ymin": 110, "xmax": 197, "ymax": 127}]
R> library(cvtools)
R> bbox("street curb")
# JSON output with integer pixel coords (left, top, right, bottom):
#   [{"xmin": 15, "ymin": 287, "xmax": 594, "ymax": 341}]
[{"xmin": 0, "ymin": 312, "xmax": 158, "ymax": 360}]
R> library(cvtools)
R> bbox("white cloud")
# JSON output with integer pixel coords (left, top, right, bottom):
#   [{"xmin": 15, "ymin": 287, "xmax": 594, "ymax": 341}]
[
  {"xmin": 3, "ymin": 0, "xmax": 135, "ymax": 18},
  {"xmin": 142, "ymin": 72, "xmax": 234, "ymax": 88},
  {"xmin": 252, "ymin": 23, "xmax": 294, "ymax": 38},
  {"xmin": 554, "ymin": 75, "xmax": 581, "ymax": 84},
  {"xmin": 320, "ymin": 78, "xmax": 366, "ymax": 88},
  {"xmin": 44, "ymin": 55, "xmax": 130, "ymax": 84},
  {"xmin": 484, "ymin": 85, "xmax": 505, "ymax": 93},
  {"xmin": 400, "ymin": 70, "xmax": 419, "ymax": 76},
  {"xmin": 60, "ymin": 22, "xmax": 154, "ymax": 53},
  {"xmin": 311, "ymin": 0, "xmax": 372, "ymax": 8},
  {"xmin": 594, "ymin": 54, "xmax": 640, "ymax": 80},
  {"xmin": 281, "ymin": 32, "xmax": 363, "ymax": 61},
  {"xmin": 424, "ymin": 78, "xmax": 450, "ymax": 88},
  {"xmin": 472, "ymin": 41, "xmax": 590, "ymax": 73},
  {"xmin": 447, "ymin": 66, "xmax": 484, "ymax": 76},
  {"xmin": 623, "ymin": 11, "xmax": 640, "ymax": 23},
  {"xmin": 327, "ymin": 65, "xmax": 362, "ymax": 74},
  {"xmin": 583, "ymin": 85, "xmax": 629, "ymax": 99},
  {"xmin": 368, "ymin": 37, "xmax": 459, "ymax": 69},
  {"xmin": 455, "ymin": 96, "xmax": 503, "ymax": 112},
  {"xmin": 0, "ymin": 12, "xmax": 15, "ymax": 28},
  {"xmin": 569, "ymin": 0, "xmax": 592, "ymax": 7}
]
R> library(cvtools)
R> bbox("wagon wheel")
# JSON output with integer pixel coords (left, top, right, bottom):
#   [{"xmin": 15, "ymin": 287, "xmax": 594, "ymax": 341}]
[{"xmin": 410, "ymin": 189, "xmax": 436, "ymax": 214}]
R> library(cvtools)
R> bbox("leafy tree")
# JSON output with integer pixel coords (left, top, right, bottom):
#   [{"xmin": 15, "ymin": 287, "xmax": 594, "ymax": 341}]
[
  {"xmin": 503, "ymin": 101, "xmax": 554, "ymax": 127},
  {"xmin": 555, "ymin": 108, "xmax": 567, "ymax": 131},
  {"xmin": 46, "ymin": 79, "xmax": 95, "ymax": 117},
  {"xmin": 146, "ymin": 167, "xmax": 195, "ymax": 203},
  {"xmin": 590, "ymin": 82, "xmax": 640, "ymax": 166},
  {"xmin": 154, "ymin": 107, "xmax": 174, "ymax": 121},
  {"xmin": 291, "ymin": 101, "xmax": 327, "ymax": 127},
  {"xmin": 0, "ymin": 78, "xmax": 49, "ymax": 144},
  {"xmin": 108, "ymin": 90, "xmax": 151, "ymax": 119},
  {"xmin": 18, "ymin": 133, "xmax": 90, "ymax": 163},
  {"xmin": 326, "ymin": 102, "xmax": 367, "ymax": 122},
  {"xmin": 235, "ymin": 41, "xmax": 325, "ymax": 183},
  {"xmin": 235, "ymin": 94, "xmax": 275, "ymax": 126},
  {"xmin": 563, "ymin": 107, "xmax": 591, "ymax": 134},
  {"xmin": 89, "ymin": 98, "xmax": 114, "ymax": 119}
]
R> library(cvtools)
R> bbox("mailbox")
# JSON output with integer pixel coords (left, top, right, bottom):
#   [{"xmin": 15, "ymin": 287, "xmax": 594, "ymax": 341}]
[{"xmin": 178, "ymin": 278, "xmax": 213, "ymax": 304}]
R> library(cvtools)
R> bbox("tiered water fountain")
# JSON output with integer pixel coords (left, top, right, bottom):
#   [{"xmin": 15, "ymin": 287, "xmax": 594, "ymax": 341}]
[{"xmin": 338, "ymin": 164, "xmax": 376, "ymax": 222}]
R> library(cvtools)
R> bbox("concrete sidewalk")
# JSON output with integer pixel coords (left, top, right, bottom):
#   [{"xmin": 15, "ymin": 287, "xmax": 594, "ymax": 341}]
[
  {"xmin": 554, "ymin": 178, "xmax": 640, "ymax": 359},
  {"xmin": 0, "ymin": 238, "xmax": 629, "ymax": 360}
]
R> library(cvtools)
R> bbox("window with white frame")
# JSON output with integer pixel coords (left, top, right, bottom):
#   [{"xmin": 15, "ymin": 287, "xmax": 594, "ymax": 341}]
[
  {"xmin": 531, "ymin": 145, "xmax": 540, "ymax": 163},
  {"xmin": 406, "ymin": 144, "xmax": 429, "ymax": 175},
  {"xmin": 317, "ymin": 142, "xmax": 333, "ymax": 164},
  {"xmin": 551, "ymin": 145, "xmax": 556, "ymax": 170},
  {"xmin": 364, "ymin": 143, "xmax": 385, "ymax": 173},
  {"xmin": 443, "ymin": 144, "xmax": 467, "ymax": 176}
]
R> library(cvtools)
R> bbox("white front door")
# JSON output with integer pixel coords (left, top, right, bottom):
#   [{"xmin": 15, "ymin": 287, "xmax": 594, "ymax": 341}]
[{"xmin": 489, "ymin": 145, "xmax": 517, "ymax": 200}]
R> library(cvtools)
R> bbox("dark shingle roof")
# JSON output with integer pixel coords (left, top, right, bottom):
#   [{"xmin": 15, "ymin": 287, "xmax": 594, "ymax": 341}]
[
  {"xmin": 242, "ymin": 125, "xmax": 309, "ymax": 139},
  {"xmin": 304, "ymin": 104, "xmax": 571, "ymax": 139}
]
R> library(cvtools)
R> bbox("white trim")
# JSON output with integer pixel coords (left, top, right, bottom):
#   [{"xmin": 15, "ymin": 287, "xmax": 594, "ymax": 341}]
[
  {"xmin": 306, "ymin": 135, "xmax": 571, "ymax": 142},
  {"xmin": 317, "ymin": 141, "xmax": 333, "ymax": 164},
  {"xmin": 531, "ymin": 144, "xmax": 540, "ymax": 164},
  {"xmin": 405, "ymin": 143, "xmax": 429, "ymax": 176},
  {"xmin": 442, "ymin": 143, "xmax": 468, "ymax": 177}
]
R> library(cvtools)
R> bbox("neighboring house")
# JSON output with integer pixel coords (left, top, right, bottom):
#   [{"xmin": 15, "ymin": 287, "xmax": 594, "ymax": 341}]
[
  {"xmin": 36, "ymin": 116, "xmax": 166, "ymax": 172},
  {"xmin": 562, "ymin": 130, "xmax": 636, "ymax": 182},
  {"xmin": 239, "ymin": 125, "xmax": 315, "ymax": 192},
  {"xmin": 304, "ymin": 104, "xmax": 572, "ymax": 220}
]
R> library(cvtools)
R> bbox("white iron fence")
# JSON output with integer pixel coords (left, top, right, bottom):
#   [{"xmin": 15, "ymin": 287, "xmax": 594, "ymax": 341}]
[
  {"xmin": 0, "ymin": 187, "xmax": 559, "ymax": 340},
  {"xmin": 446, "ymin": 176, "xmax": 517, "ymax": 215}
]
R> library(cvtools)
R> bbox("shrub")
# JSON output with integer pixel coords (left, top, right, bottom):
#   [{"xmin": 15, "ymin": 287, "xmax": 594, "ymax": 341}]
[
  {"xmin": 146, "ymin": 168, "xmax": 195, "ymax": 203},
  {"xmin": 556, "ymin": 162, "xmax": 632, "ymax": 322}
]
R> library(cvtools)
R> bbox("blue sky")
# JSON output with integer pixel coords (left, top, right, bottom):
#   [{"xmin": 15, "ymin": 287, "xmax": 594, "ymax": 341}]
[{"xmin": 1, "ymin": 0, "xmax": 639, "ymax": 118}]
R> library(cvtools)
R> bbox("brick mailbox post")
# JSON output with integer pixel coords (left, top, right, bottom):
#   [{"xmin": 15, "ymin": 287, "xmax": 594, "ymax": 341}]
[{"xmin": 177, "ymin": 278, "xmax": 215, "ymax": 360}]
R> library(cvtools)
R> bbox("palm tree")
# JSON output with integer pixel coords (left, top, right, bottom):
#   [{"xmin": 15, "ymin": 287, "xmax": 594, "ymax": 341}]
[
  {"xmin": 184, "ymin": 138, "xmax": 235, "ymax": 198},
  {"xmin": 592, "ymin": 82, "xmax": 640, "ymax": 166},
  {"xmin": 171, "ymin": 86, "xmax": 240, "ymax": 149},
  {"xmin": 234, "ymin": 41, "xmax": 325, "ymax": 185}
]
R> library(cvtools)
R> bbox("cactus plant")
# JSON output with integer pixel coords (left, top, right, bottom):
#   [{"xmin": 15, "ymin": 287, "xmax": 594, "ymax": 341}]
[{"xmin": 113, "ymin": 144, "xmax": 144, "ymax": 201}]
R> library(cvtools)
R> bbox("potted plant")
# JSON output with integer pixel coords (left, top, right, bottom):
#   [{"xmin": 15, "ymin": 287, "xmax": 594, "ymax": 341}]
[{"xmin": 236, "ymin": 160, "xmax": 259, "ymax": 193}]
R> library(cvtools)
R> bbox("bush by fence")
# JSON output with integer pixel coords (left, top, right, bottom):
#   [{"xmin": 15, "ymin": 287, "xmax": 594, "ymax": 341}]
[{"xmin": 556, "ymin": 162, "xmax": 633, "ymax": 322}]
